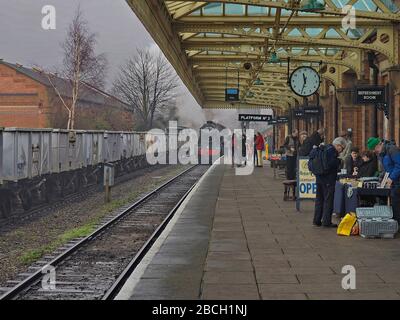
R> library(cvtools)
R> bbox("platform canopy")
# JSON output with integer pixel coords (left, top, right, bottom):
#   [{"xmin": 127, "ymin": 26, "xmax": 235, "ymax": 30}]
[{"xmin": 127, "ymin": 0, "xmax": 400, "ymax": 110}]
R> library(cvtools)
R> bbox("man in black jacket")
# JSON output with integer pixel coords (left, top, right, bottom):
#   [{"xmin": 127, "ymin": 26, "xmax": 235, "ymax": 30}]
[
  {"xmin": 312, "ymin": 137, "xmax": 346, "ymax": 227},
  {"xmin": 298, "ymin": 128, "xmax": 325, "ymax": 157},
  {"xmin": 344, "ymin": 147, "xmax": 362, "ymax": 175},
  {"xmin": 354, "ymin": 151, "xmax": 378, "ymax": 178}
]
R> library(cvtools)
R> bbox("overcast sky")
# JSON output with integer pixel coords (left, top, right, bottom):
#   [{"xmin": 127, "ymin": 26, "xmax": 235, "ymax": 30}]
[{"xmin": 0, "ymin": 0, "xmax": 249, "ymax": 128}]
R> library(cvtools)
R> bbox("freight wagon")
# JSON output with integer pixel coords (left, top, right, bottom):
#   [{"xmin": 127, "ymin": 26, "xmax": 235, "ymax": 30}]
[{"xmin": 0, "ymin": 128, "xmax": 177, "ymax": 217}]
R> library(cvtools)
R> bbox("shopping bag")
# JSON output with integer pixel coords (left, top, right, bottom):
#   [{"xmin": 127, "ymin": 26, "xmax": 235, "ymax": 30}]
[
  {"xmin": 337, "ymin": 213, "xmax": 357, "ymax": 236},
  {"xmin": 351, "ymin": 221, "xmax": 359, "ymax": 236}
]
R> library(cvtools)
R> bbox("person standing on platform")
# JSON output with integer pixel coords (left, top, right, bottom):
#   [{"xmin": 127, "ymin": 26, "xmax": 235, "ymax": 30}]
[
  {"xmin": 310, "ymin": 137, "xmax": 347, "ymax": 227},
  {"xmin": 298, "ymin": 131, "xmax": 308, "ymax": 151},
  {"xmin": 298, "ymin": 128, "xmax": 325, "ymax": 157},
  {"xmin": 338, "ymin": 130, "xmax": 353, "ymax": 167},
  {"xmin": 344, "ymin": 147, "xmax": 362, "ymax": 175},
  {"xmin": 255, "ymin": 132, "xmax": 265, "ymax": 167},
  {"xmin": 253, "ymin": 134, "xmax": 258, "ymax": 167},
  {"xmin": 283, "ymin": 129, "xmax": 299, "ymax": 180},
  {"xmin": 367, "ymin": 137, "xmax": 400, "ymax": 222},
  {"xmin": 241, "ymin": 132, "xmax": 247, "ymax": 167}
]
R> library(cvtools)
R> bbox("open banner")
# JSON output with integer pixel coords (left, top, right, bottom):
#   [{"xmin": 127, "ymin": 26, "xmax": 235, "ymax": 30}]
[{"xmin": 296, "ymin": 157, "xmax": 316, "ymax": 211}]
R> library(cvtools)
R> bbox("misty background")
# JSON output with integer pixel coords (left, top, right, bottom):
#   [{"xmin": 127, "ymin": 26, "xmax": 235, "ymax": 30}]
[{"xmin": 0, "ymin": 0, "xmax": 271, "ymax": 130}]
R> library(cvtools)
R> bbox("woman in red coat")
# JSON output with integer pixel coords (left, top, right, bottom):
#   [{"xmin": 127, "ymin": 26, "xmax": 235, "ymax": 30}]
[{"xmin": 255, "ymin": 132, "xmax": 265, "ymax": 167}]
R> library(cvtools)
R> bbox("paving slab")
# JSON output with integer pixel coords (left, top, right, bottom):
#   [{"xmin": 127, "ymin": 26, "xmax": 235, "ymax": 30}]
[{"xmin": 125, "ymin": 164, "xmax": 400, "ymax": 300}]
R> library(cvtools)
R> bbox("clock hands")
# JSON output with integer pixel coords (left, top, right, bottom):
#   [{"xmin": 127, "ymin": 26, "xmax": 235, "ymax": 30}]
[{"xmin": 301, "ymin": 73, "xmax": 307, "ymax": 94}]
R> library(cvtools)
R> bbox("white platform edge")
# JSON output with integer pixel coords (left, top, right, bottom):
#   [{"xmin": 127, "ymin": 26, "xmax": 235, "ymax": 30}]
[{"xmin": 114, "ymin": 162, "xmax": 220, "ymax": 300}]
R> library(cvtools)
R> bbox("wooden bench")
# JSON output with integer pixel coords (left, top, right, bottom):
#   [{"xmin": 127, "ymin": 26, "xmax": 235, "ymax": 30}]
[{"xmin": 283, "ymin": 180, "xmax": 297, "ymax": 201}]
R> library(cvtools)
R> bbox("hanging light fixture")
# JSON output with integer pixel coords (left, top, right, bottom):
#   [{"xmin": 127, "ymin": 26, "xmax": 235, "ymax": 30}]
[
  {"xmin": 268, "ymin": 51, "xmax": 280, "ymax": 64},
  {"xmin": 254, "ymin": 78, "xmax": 264, "ymax": 85},
  {"xmin": 300, "ymin": 0, "xmax": 325, "ymax": 11}
]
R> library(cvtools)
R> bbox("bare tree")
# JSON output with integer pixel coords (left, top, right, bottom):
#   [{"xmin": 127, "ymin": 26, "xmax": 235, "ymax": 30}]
[
  {"xmin": 112, "ymin": 49, "xmax": 179, "ymax": 130},
  {"xmin": 46, "ymin": 7, "xmax": 107, "ymax": 130}
]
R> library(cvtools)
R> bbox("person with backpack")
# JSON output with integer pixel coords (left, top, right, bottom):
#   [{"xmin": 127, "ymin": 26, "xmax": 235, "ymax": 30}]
[
  {"xmin": 298, "ymin": 128, "xmax": 325, "ymax": 157},
  {"xmin": 309, "ymin": 137, "xmax": 347, "ymax": 227},
  {"xmin": 367, "ymin": 137, "xmax": 400, "ymax": 222}
]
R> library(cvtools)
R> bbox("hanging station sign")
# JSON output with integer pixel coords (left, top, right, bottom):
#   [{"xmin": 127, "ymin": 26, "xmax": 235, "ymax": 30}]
[
  {"xmin": 268, "ymin": 117, "xmax": 289, "ymax": 125},
  {"xmin": 238, "ymin": 114, "xmax": 272, "ymax": 122},
  {"xmin": 225, "ymin": 88, "xmax": 239, "ymax": 101},
  {"xmin": 354, "ymin": 86, "xmax": 387, "ymax": 104},
  {"xmin": 277, "ymin": 116, "xmax": 289, "ymax": 124},
  {"xmin": 293, "ymin": 109, "xmax": 305, "ymax": 118},
  {"xmin": 303, "ymin": 106, "xmax": 322, "ymax": 116}
]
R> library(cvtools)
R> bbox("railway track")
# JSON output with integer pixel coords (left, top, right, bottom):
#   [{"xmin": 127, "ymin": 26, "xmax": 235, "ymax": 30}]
[
  {"xmin": 0, "ymin": 164, "xmax": 166, "ymax": 231},
  {"xmin": 0, "ymin": 165, "xmax": 208, "ymax": 300}
]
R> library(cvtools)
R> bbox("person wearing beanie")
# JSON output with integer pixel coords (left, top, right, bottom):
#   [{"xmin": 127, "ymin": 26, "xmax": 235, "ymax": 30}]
[
  {"xmin": 367, "ymin": 137, "xmax": 400, "ymax": 222},
  {"xmin": 338, "ymin": 130, "xmax": 353, "ymax": 165},
  {"xmin": 311, "ymin": 137, "xmax": 346, "ymax": 228},
  {"xmin": 298, "ymin": 128, "xmax": 325, "ymax": 157}
]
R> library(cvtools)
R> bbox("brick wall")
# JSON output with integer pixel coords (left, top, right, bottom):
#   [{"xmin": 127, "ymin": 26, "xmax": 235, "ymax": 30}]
[
  {"xmin": 0, "ymin": 64, "xmax": 134, "ymax": 130},
  {"xmin": 0, "ymin": 64, "xmax": 50, "ymax": 128}
]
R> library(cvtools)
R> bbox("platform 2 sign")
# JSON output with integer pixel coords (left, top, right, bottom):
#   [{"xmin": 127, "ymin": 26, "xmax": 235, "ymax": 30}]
[
  {"xmin": 296, "ymin": 157, "xmax": 316, "ymax": 211},
  {"xmin": 355, "ymin": 86, "xmax": 386, "ymax": 104},
  {"xmin": 239, "ymin": 114, "xmax": 272, "ymax": 122}
]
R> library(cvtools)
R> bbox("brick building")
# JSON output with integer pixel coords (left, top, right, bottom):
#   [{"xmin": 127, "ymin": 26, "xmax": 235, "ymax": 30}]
[{"xmin": 0, "ymin": 61, "xmax": 134, "ymax": 130}]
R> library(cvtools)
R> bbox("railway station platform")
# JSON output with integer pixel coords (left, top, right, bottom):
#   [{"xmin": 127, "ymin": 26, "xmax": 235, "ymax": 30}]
[{"xmin": 117, "ymin": 163, "xmax": 400, "ymax": 300}]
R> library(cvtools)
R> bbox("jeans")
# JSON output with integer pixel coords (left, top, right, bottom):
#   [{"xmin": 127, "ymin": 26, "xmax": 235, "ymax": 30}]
[
  {"xmin": 314, "ymin": 182, "xmax": 335, "ymax": 226},
  {"xmin": 254, "ymin": 149, "xmax": 258, "ymax": 166}
]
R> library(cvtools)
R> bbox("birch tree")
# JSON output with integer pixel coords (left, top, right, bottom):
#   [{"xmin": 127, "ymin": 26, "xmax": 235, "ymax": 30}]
[{"xmin": 48, "ymin": 7, "xmax": 107, "ymax": 130}]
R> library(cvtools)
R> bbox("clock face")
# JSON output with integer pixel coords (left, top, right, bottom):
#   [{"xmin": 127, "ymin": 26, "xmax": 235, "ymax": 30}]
[{"xmin": 289, "ymin": 67, "xmax": 321, "ymax": 97}]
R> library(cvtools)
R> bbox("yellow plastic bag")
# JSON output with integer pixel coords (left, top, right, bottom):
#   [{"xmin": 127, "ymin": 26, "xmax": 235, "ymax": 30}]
[{"xmin": 337, "ymin": 213, "xmax": 357, "ymax": 236}]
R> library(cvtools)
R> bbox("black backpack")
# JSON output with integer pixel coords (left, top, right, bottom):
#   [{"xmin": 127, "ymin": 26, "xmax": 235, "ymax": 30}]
[{"xmin": 308, "ymin": 145, "xmax": 330, "ymax": 175}]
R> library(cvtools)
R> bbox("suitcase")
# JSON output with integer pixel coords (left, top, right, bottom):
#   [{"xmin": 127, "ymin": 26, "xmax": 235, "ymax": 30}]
[
  {"xmin": 359, "ymin": 219, "xmax": 398, "ymax": 239},
  {"xmin": 356, "ymin": 206, "xmax": 393, "ymax": 219},
  {"xmin": 334, "ymin": 181, "xmax": 346, "ymax": 217}
]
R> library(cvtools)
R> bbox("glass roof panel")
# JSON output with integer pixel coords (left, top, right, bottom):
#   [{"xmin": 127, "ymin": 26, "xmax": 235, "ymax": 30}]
[
  {"xmin": 288, "ymin": 29, "xmax": 302, "ymax": 37},
  {"xmin": 225, "ymin": 3, "xmax": 245, "ymax": 15},
  {"xmin": 306, "ymin": 28, "xmax": 324, "ymax": 36},
  {"xmin": 202, "ymin": 3, "xmax": 223, "ymax": 15},
  {"xmin": 189, "ymin": 9, "xmax": 201, "ymax": 16},
  {"xmin": 247, "ymin": 5, "xmax": 268, "ymax": 15},
  {"xmin": 326, "ymin": 29, "xmax": 342, "ymax": 38}
]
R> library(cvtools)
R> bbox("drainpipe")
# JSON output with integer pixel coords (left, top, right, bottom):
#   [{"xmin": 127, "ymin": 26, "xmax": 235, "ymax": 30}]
[
  {"xmin": 334, "ymin": 87, "xmax": 339, "ymax": 138},
  {"xmin": 368, "ymin": 51, "xmax": 379, "ymax": 137}
]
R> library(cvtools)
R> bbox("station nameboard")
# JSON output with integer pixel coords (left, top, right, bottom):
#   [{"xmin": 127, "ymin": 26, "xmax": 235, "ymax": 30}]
[
  {"xmin": 354, "ymin": 86, "xmax": 386, "ymax": 104},
  {"xmin": 238, "ymin": 114, "xmax": 272, "ymax": 122},
  {"xmin": 304, "ymin": 106, "xmax": 322, "ymax": 116},
  {"xmin": 225, "ymin": 88, "xmax": 239, "ymax": 101}
]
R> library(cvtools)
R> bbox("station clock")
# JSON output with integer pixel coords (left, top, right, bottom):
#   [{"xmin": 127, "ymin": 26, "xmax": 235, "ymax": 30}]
[{"xmin": 289, "ymin": 66, "xmax": 321, "ymax": 97}]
